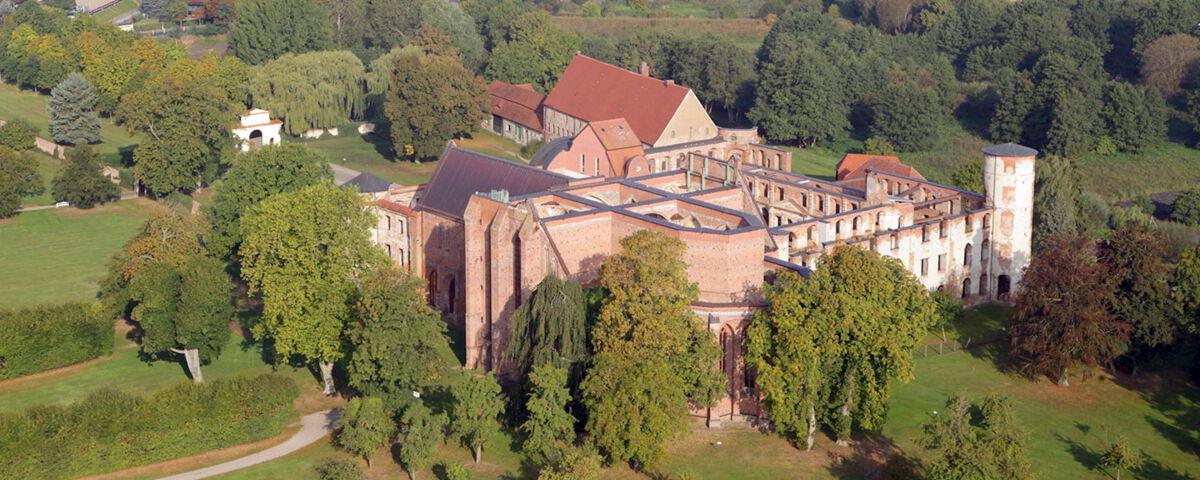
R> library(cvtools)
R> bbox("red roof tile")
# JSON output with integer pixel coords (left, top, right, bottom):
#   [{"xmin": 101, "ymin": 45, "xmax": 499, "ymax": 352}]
[
  {"xmin": 836, "ymin": 153, "xmax": 903, "ymax": 180},
  {"xmin": 841, "ymin": 156, "xmax": 926, "ymax": 182},
  {"xmin": 544, "ymin": 55, "xmax": 691, "ymax": 144},
  {"xmin": 488, "ymin": 81, "xmax": 545, "ymax": 130},
  {"xmin": 590, "ymin": 118, "xmax": 641, "ymax": 150}
]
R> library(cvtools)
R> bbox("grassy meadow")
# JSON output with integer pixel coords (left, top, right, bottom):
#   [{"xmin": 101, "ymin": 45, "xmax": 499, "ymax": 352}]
[{"xmin": 0, "ymin": 199, "xmax": 158, "ymax": 309}]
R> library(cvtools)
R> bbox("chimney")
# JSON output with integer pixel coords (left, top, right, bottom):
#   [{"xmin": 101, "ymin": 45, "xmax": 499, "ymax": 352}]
[
  {"xmin": 665, "ymin": 79, "xmax": 674, "ymax": 86},
  {"xmin": 638, "ymin": 61, "xmax": 650, "ymax": 76}
]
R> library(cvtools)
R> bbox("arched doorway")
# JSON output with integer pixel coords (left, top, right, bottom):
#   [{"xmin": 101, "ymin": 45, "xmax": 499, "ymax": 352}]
[
  {"xmin": 961, "ymin": 278, "xmax": 971, "ymax": 299},
  {"xmin": 998, "ymin": 275, "xmax": 1011, "ymax": 299},
  {"xmin": 248, "ymin": 129, "xmax": 263, "ymax": 149}
]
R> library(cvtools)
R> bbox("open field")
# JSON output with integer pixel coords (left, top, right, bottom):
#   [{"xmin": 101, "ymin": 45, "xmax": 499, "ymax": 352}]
[
  {"xmin": 0, "ymin": 199, "xmax": 157, "ymax": 309},
  {"xmin": 91, "ymin": 0, "xmax": 139, "ymax": 24}
]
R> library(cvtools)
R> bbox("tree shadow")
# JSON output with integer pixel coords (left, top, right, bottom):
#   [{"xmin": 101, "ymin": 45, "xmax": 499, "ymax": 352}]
[
  {"xmin": 362, "ymin": 128, "xmax": 395, "ymax": 162},
  {"xmin": 947, "ymin": 303, "xmax": 1016, "ymax": 373},
  {"xmin": 1109, "ymin": 369, "xmax": 1200, "ymax": 461},
  {"xmin": 1056, "ymin": 433, "xmax": 1103, "ymax": 472},
  {"xmin": 1137, "ymin": 455, "xmax": 1198, "ymax": 480},
  {"xmin": 825, "ymin": 434, "xmax": 905, "ymax": 480}
]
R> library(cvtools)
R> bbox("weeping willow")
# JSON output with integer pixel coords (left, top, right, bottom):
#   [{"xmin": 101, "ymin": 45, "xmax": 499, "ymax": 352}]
[
  {"xmin": 247, "ymin": 51, "xmax": 368, "ymax": 136},
  {"xmin": 505, "ymin": 276, "xmax": 590, "ymax": 381}
]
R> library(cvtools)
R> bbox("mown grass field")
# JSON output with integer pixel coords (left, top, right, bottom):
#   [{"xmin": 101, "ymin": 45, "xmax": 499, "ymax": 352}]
[
  {"xmin": 0, "ymin": 82, "xmax": 141, "ymax": 161},
  {"xmin": 0, "ymin": 199, "xmax": 157, "ymax": 309},
  {"xmin": 91, "ymin": 0, "xmax": 138, "ymax": 24}
]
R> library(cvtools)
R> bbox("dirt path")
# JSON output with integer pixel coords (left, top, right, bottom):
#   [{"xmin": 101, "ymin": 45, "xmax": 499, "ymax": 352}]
[{"xmin": 153, "ymin": 409, "xmax": 341, "ymax": 480}]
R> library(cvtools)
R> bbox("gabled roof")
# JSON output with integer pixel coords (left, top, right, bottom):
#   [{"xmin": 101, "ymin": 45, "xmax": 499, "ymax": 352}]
[
  {"xmin": 590, "ymin": 118, "xmax": 641, "ymax": 151},
  {"xmin": 488, "ymin": 81, "xmax": 545, "ymax": 131},
  {"xmin": 418, "ymin": 145, "xmax": 571, "ymax": 218},
  {"xmin": 544, "ymin": 54, "xmax": 692, "ymax": 145},
  {"xmin": 836, "ymin": 153, "xmax": 902, "ymax": 180},
  {"xmin": 842, "ymin": 157, "xmax": 925, "ymax": 182},
  {"xmin": 345, "ymin": 171, "xmax": 395, "ymax": 193}
]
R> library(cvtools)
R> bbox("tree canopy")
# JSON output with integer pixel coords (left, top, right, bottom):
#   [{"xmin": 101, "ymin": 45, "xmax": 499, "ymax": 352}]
[
  {"xmin": 51, "ymin": 144, "xmax": 119, "ymax": 209},
  {"xmin": 917, "ymin": 395, "xmax": 1032, "ymax": 480},
  {"xmin": 384, "ymin": 51, "xmax": 488, "ymax": 160},
  {"xmin": 47, "ymin": 72, "xmax": 100, "ymax": 145},
  {"xmin": 227, "ymin": 0, "xmax": 333, "ymax": 65},
  {"xmin": 248, "ymin": 51, "xmax": 368, "ymax": 135},
  {"xmin": 0, "ymin": 146, "xmax": 43, "ymax": 218}
]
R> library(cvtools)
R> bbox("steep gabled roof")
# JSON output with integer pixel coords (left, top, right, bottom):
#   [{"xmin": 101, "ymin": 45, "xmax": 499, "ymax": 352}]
[
  {"xmin": 418, "ymin": 145, "xmax": 571, "ymax": 218},
  {"xmin": 488, "ymin": 81, "xmax": 545, "ymax": 130},
  {"xmin": 544, "ymin": 55, "xmax": 691, "ymax": 144},
  {"xmin": 345, "ymin": 171, "xmax": 395, "ymax": 193},
  {"xmin": 590, "ymin": 118, "xmax": 641, "ymax": 150}
]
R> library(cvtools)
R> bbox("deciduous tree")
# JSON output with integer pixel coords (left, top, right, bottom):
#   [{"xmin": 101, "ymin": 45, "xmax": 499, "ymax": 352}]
[
  {"xmin": 1140, "ymin": 34, "xmax": 1200, "ymax": 99},
  {"xmin": 749, "ymin": 34, "xmax": 848, "ymax": 147},
  {"xmin": 240, "ymin": 182, "xmax": 387, "ymax": 394},
  {"xmin": 0, "ymin": 118, "xmax": 37, "ymax": 150},
  {"xmin": 100, "ymin": 209, "xmax": 209, "ymax": 307},
  {"xmin": 484, "ymin": 10, "xmax": 580, "ymax": 93},
  {"xmin": 917, "ymin": 395, "xmax": 1032, "ymax": 480},
  {"xmin": 397, "ymin": 401, "xmax": 447, "ymax": 480},
  {"xmin": 384, "ymin": 51, "xmax": 488, "ymax": 160},
  {"xmin": 248, "ymin": 51, "xmax": 368, "ymax": 135},
  {"xmin": 1100, "ymin": 82, "xmax": 1166, "ymax": 154},
  {"xmin": 450, "ymin": 372, "xmax": 505, "ymax": 464},
  {"xmin": 205, "ymin": 144, "xmax": 331, "ymax": 260},
  {"xmin": 520, "ymin": 364, "xmax": 576, "ymax": 465},
  {"xmin": 420, "ymin": 0, "xmax": 485, "ymax": 71},
  {"xmin": 0, "ymin": 146, "xmax": 42, "ymax": 218},
  {"xmin": 51, "ymin": 144, "xmax": 120, "ymax": 209},
  {"xmin": 130, "ymin": 255, "xmax": 233, "ymax": 383},
  {"xmin": 347, "ymin": 267, "xmax": 451, "ymax": 401},
  {"xmin": 869, "ymin": 81, "xmax": 946, "ymax": 152},
  {"xmin": 337, "ymin": 396, "xmax": 396, "ymax": 467},
  {"xmin": 227, "ymin": 0, "xmax": 333, "ymax": 65},
  {"xmin": 1100, "ymin": 224, "xmax": 1178, "ymax": 357},
  {"xmin": 48, "ymin": 73, "xmax": 101, "ymax": 145},
  {"xmin": 1172, "ymin": 188, "xmax": 1200, "ymax": 226},
  {"xmin": 582, "ymin": 230, "xmax": 724, "ymax": 468},
  {"xmin": 1010, "ymin": 235, "xmax": 1127, "ymax": 386},
  {"xmin": 1032, "ymin": 155, "xmax": 1080, "ymax": 250}
]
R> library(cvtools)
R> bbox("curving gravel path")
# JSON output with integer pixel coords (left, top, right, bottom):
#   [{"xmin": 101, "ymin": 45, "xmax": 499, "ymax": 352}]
[{"xmin": 155, "ymin": 409, "xmax": 341, "ymax": 480}]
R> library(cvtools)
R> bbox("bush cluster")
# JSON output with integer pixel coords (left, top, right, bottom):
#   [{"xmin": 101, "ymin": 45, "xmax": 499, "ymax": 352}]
[
  {"xmin": 0, "ymin": 302, "xmax": 113, "ymax": 379},
  {"xmin": 0, "ymin": 374, "xmax": 299, "ymax": 479}
]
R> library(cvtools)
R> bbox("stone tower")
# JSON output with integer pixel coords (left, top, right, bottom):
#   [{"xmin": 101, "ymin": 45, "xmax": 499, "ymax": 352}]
[{"xmin": 981, "ymin": 143, "xmax": 1036, "ymax": 300}]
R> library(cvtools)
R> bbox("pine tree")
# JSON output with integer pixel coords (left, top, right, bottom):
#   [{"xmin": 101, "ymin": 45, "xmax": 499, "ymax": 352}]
[
  {"xmin": 51, "ymin": 144, "xmax": 119, "ymax": 209},
  {"xmin": 0, "ymin": 0, "xmax": 16, "ymax": 18}
]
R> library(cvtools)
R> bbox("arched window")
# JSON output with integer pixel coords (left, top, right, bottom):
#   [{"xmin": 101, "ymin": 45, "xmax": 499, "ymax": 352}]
[
  {"xmin": 807, "ymin": 226, "xmax": 816, "ymax": 242},
  {"xmin": 964, "ymin": 243, "xmax": 973, "ymax": 266},
  {"xmin": 835, "ymin": 220, "xmax": 843, "ymax": 235},
  {"xmin": 962, "ymin": 278, "xmax": 971, "ymax": 299},
  {"xmin": 981, "ymin": 239, "xmax": 990, "ymax": 262},
  {"xmin": 852, "ymin": 216, "xmax": 859, "ymax": 232},
  {"xmin": 801, "ymin": 194, "xmax": 808, "ymax": 208},
  {"xmin": 978, "ymin": 276, "xmax": 988, "ymax": 296}
]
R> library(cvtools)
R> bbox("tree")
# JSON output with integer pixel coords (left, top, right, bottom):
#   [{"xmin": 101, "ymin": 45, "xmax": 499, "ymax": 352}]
[
  {"xmin": 536, "ymin": 445, "xmax": 603, "ymax": 480},
  {"xmin": 505, "ymin": 276, "xmax": 589, "ymax": 388},
  {"xmin": 227, "ymin": 0, "xmax": 333, "ymax": 65},
  {"xmin": 582, "ymin": 231, "xmax": 724, "ymax": 468},
  {"xmin": 396, "ymin": 401, "xmax": 447, "ymax": 480},
  {"xmin": 51, "ymin": 145, "xmax": 119, "ymax": 209},
  {"xmin": 240, "ymin": 182, "xmax": 387, "ymax": 394},
  {"xmin": 450, "ymin": 372, "xmax": 505, "ymax": 464},
  {"xmin": 1101, "ymin": 82, "xmax": 1166, "ymax": 153},
  {"xmin": 131, "ymin": 255, "xmax": 233, "ymax": 383},
  {"xmin": 751, "ymin": 246, "xmax": 935, "ymax": 446},
  {"xmin": 1100, "ymin": 224, "xmax": 1178, "ymax": 357},
  {"xmin": 337, "ymin": 396, "xmax": 396, "ymax": 467},
  {"xmin": 917, "ymin": 395, "xmax": 1031, "ymax": 480},
  {"xmin": 0, "ymin": 118, "xmax": 37, "ymax": 150},
  {"xmin": 319, "ymin": 0, "xmax": 368, "ymax": 50},
  {"xmin": 869, "ymin": 81, "xmax": 946, "ymax": 152},
  {"xmin": 749, "ymin": 34, "xmax": 849, "ymax": 147},
  {"xmin": 384, "ymin": 52, "xmax": 488, "ymax": 160},
  {"xmin": 313, "ymin": 457, "xmax": 365, "ymax": 480},
  {"xmin": 1010, "ymin": 235, "xmax": 1127, "ymax": 386},
  {"xmin": 366, "ymin": 0, "xmax": 426, "ymax": 51},
  {"xmin": 0, "ymin": 146, "xmax": 43, "ymax": 218},
  {"xmin": 117, "ymin": 77, "xmax": 237, "ymax": 195},
  {"xmin": 248, "ymin": 51, "xmax": 368, "ymax": 136},
  {"xmin": 950, "ymin": 160, "xmax": 983, "ymax": 194},
  {"xmin": 48, "ymin": 73, "xmax": 101, "ymax": 145},
  {"xmin": 0, "ymin": 0, "xmax": 15, "ymax": 18},
  {"xmin": 100, "ymin": 209, "xmax": 209, "ymax": 309},
  {"xmin": 483, "ymin": 10, "xmax": 580, "ymax": 93},
  {"xmin": 745, "ymin": 270, "xmax": 836, "ymax": 451},
  {"xmin": 1140, "ymin": 34, "xmax": 1200, "ymax": 99},
  {"xmin": 1172, "ymin": 188, "xmax": 1200, "ymax": 226},
  {"xmin": 521, "ymin": 364, "xmax": 576, "ymax": 466},
  {"xmin": 1099, "ymin": 436, "xmax": 1140, "ymax": 480},
  {"xmin": 1032, "ymin": 155, "xmax": 1079, "ymax": 250},
  {"xmin": 420, "ymin": 0, "xmax": 486, "ymax": 71},
  {"xmin": 205, "ymin": 144, "xmax": 331, "ymax": 260},
  {"xmin": 347, "ymin": 267, "xmax": 451, "ymax": 401},
  {"xmin": 988, "ymin": 69, "xmax": 1035, "ymax": 143},
  {"xmin": 863, "ymin": 136, "xmax": 897, "ymax": 156}
]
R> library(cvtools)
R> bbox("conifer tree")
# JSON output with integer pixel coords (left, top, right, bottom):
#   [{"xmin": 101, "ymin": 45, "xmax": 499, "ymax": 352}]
[{"xmin": 51, "ymin": 145, "xmax": 119, "ymax": 209}]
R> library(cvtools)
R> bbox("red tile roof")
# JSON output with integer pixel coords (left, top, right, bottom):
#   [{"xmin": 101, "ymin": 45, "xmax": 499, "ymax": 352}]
[
  {"xmin": 840, "ymin": 156, "xmax": 926, "ymax": 182},
  {"xmin": 836, "ymin": 153, "xmax": 902, "ymax": 180},
  {"xmin": 544, "ymin": 55, "xmax": 691, "ymax": 145},
  {"xmin": 418, "ymin": 145, "xmax": 570, "ymax": 218},
  {"xmin": 488, "ymin": 81, "xmax": 545, "ymax": 131},
  {"xmin": 590, "ymin": 118, "xmax": 641, "ymax": 150}
]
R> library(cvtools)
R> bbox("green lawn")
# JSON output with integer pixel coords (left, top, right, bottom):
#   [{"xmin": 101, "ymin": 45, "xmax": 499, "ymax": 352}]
[
  {"xmin": 0, "ymin": 199, "xmax": 156, "ymax": 309},
  {"xmin": 91, "ymin": 0, "xmax": 139, "ymax": 24},
  {"xmin": 0, "ymin": 82, "xmax": 142, "ymax": 162}
]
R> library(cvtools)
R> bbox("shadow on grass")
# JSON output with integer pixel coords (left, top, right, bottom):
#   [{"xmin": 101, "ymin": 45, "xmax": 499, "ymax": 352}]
[
  {"xmin": 1109, "ymin": 369, "xmax": 1200, "ymax": 463},
  {"xmin": 948, "ymin": 303, "xmax": 1015, "ymax": 372},
  {"xmin": 1059, "ymin": 432, "xmax": 1197, "ymax": 480},
  {"xmin": 826, "ymin": 434, "xmax": 905, "ymax": 480}
]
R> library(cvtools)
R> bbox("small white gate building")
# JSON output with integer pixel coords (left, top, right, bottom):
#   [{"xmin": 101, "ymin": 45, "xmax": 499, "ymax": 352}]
[{"xmin": 232, "ymin": 108, "xmax": 282, "ymax": 152}]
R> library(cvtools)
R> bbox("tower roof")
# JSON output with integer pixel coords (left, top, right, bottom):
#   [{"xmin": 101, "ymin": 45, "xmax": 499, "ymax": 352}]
[{"xmin": 981, "ymin": 143, "xmax": 1038, "ymax": 157}]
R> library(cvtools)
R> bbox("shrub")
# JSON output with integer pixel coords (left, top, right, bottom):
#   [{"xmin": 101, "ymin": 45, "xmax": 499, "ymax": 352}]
[
  {"xmin": 0, "ymin": 302, "xmax": 113, "ymax": 379},
  {"xmin": 0, "ymin": 119, "xmax": 37, "ymax": 150},
  {"xmin": 1172, "ymin": 188, "xmax": 1200, "ymax": 226},
  {"xmin": 0, "ymin": 374, "xmax": 298, "ymax": 479},
  {"xmin": 444, "ymin": 462, "xmax": 472, "ymax": 480},
  {"xmin": 314, "ymin": 457, "xmax": 365, "ymax": 480}
]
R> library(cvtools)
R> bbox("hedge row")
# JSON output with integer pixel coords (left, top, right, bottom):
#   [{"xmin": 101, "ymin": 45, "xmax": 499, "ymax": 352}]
[
  {"xmin": 0, "ymin": 373, "xmax": 299, "ymax": 479},
  {"xmin": 0, "ymin": 302, "xmax": 113, "ymax": 379}
]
